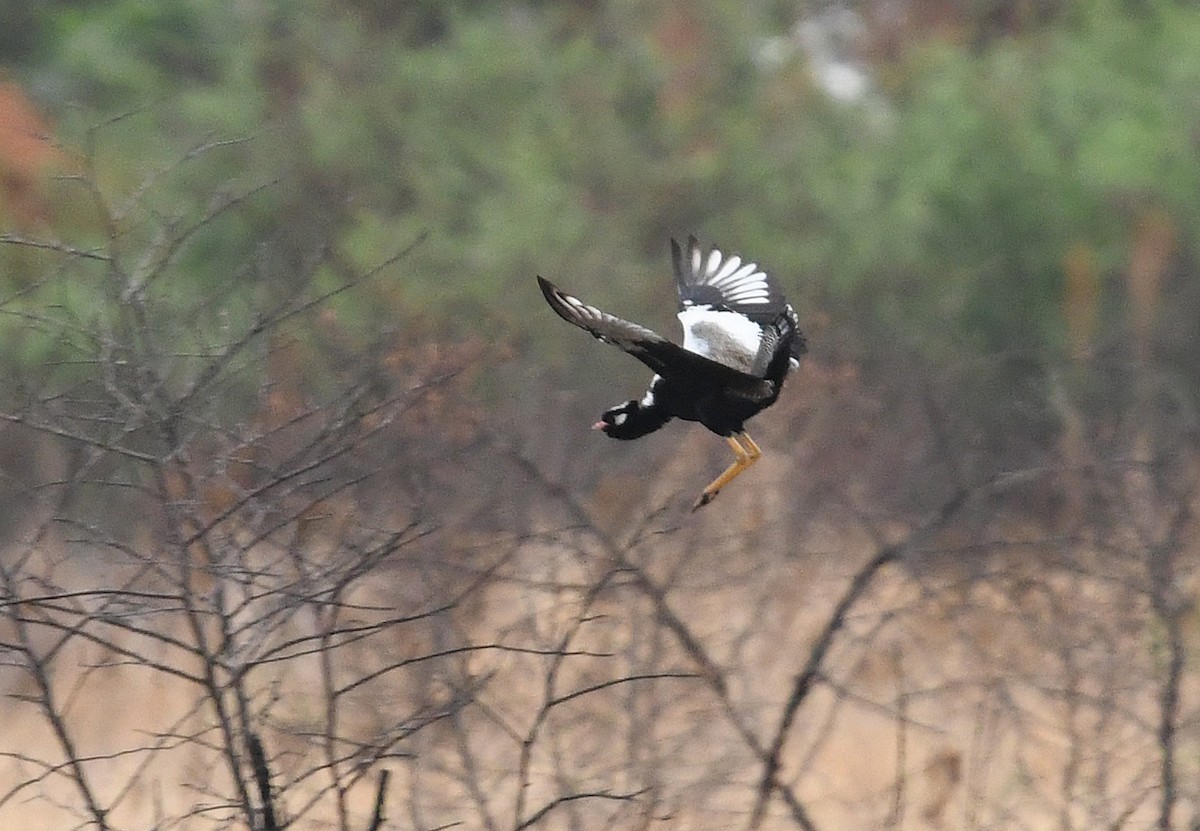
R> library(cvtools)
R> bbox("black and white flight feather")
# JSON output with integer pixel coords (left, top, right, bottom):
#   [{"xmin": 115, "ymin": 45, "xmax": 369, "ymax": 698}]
[
  {"xmin": 537, "ymin": 276, "xmax": 776, "ymax": 402},
  {"xmin": 672, "ymin": 235, "xmax": 806, "ymax": 374},
  {"xmin": 537, "ymin": 236, "xmax": 806, "ymax": 509}
]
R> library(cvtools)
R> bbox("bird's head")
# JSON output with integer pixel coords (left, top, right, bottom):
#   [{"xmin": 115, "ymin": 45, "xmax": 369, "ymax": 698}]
[{"xmin": 592, "ymin": 400, "xmax": 643, "ymax": 440}]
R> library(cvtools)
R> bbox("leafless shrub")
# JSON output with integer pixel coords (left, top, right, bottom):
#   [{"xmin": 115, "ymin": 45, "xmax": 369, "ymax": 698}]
[{"xmin": 1, "ymin": 126, "xmax": 1198, "ymax": 831}]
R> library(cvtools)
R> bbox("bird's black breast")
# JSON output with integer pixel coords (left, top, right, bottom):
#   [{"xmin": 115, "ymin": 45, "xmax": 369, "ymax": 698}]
[{"xmin": 651, "ymin": 376, "xmax": 768, "ymax": 437}]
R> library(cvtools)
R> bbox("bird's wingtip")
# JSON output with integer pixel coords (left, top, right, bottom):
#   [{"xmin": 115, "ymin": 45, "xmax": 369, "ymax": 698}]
[{"xmin": 537, "ymin": 275, "xmax": 565, "ymax": 312}]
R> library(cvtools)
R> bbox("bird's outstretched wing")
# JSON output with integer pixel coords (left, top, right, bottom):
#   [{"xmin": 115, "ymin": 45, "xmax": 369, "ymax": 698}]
[
  {"xmin": 537, "ymin": 276, "xmax": 774, "ymax": 401},
  {"xmin": 671, "ymin": 235, "xmax": 790, "ymax": 323}
]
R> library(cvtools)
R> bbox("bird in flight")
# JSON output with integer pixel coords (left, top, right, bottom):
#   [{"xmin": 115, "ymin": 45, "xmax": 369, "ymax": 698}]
[{"xmin": 537, "ymin": 235, "xmax": 805, "ymax": 510}]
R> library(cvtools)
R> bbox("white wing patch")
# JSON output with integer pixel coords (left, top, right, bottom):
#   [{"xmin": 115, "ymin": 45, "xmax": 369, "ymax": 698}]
[
  {"xmin": 641, "ymin": 376, "xmax": 661, "ymax": 408},
  {"xmin": 678, "ymin": 307, "xmax": 763, "ymax": 374}
]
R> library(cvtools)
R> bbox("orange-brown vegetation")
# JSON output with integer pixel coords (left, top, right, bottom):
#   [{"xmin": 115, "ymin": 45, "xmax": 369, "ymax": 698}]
[{"xmin": 0, "ymin": 83, "xmax": 71, "ymax": 228}]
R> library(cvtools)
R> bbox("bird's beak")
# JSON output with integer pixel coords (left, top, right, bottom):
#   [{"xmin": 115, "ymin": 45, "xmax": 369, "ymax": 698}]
[{"xmin": 591, "ymin": 421, "xmax": 605, "ymax": 431}]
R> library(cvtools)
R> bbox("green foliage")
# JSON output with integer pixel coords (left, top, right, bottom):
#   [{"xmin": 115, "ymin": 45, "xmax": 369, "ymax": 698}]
[
  {"xmin": 817, "ymin": 0, "xmax": 1200, "ymax": 356},
  {"xmin": 1, "ymin": 165, "xmax": 268, "ymax": 411},
  {"xmin": 5, "ymin": 0, "xmax": 1200, "ymax": 383}
]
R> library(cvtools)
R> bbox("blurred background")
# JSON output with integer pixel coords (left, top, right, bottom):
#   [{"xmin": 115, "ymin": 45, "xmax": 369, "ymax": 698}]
[{"xmin": 1, "ymin": 1, "xmax": 1199, "ymax": 829}]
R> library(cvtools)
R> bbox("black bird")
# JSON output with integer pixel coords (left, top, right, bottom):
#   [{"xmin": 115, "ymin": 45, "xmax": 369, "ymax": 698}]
[{"xmin": 537, "ymin": 235, "xmax": 806, "ymax": 510}]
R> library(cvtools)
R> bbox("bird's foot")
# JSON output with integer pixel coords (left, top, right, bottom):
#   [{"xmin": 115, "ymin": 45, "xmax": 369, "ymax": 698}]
[{"xmin": 692, "ymin": 489, "xmax": 719, "ymax": 512}]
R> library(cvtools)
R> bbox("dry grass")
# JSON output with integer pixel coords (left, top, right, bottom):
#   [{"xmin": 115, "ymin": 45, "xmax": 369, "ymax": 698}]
[{"xmin": 2, "ymin": 454, "xmax": 1195, "ymax": 831}]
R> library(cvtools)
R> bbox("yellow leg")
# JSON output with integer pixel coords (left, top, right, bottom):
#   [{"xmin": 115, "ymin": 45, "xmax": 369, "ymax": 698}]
[
  {"xmin": 693, "ymin": 432, "xmax": 763, "ymax": 511},
  {"xmin": 739, "ymin": 432, "xmax": 762, "ymax": 459}
]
